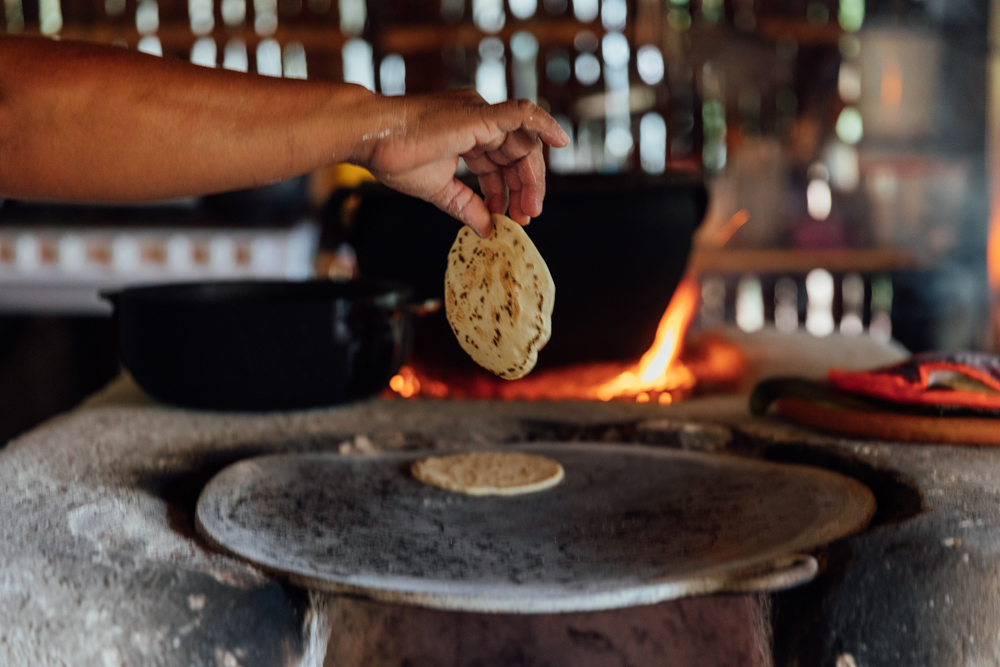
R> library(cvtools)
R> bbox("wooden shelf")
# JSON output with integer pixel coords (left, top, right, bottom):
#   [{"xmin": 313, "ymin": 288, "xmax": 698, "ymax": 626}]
[
  {"xmin": 376, "ymin": 20, "xmax": 613, "ymax": 55},
  {"xmin": 31, "ymin": 17, "xmax": 619, "ymax": 55},
  {"xmin": 690, "ymin": 247, "xmax": 926, "ymax": 275},
  {"xmin": 58, "ymin": 23, "xmax": 348, "ymax": 53},
  {"xmin": 754, "ymin": 17, "xmax": 843, "ymax": 45}
]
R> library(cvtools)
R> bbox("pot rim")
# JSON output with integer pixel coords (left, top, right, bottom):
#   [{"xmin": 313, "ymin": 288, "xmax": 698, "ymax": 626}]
[{"xmin": 102, "ymin": 278, "xmax": 414, "ymax": 307}]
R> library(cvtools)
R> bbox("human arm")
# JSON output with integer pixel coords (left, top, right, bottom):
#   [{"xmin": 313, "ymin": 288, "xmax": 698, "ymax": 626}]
[{"xmin": 0, "ymin": 36, "xmax": 569, "ymax": 236}]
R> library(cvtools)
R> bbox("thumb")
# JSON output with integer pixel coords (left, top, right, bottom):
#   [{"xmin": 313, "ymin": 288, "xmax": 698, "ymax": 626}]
[{"xmin": 429, "ymin": 177, "xmax": 495, "ymax": 238}]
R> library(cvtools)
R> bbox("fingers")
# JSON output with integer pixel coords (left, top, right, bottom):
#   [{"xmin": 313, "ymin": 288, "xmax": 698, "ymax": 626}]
[
  {"xmin": 465, "ymin": 126, "xmax": 546, "ymax": 224},
  {"xmin": 476, "ymin": 169, "xmax": 509, "ymax": 216},
  {"xmin": 453, "ymin": 98, "xmax": 568, "ymax": 162},
  {"xmin": 428, "ymin": 177, "xmax": 494, "ymax": 238},
  {"xmin": 364, "ymin": 93, "xmax": 562, "ymax": 231},
  {"xmin": 485, "ymin": 127, "xmax": 539, "ymax": 168},
  {"xmin": 486, "ymin": 99, "xmax": 570, "ymax": 148},
  {"xmin": 507, "ymin": 180, "xmax": 528, "ymax": 223},
  {"xmin": 506, "ymin": 133, "xmax": 546, "ymax": 220}
]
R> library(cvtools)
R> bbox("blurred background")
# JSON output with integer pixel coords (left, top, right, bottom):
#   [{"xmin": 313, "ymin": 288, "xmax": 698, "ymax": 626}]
[{"xmin": 0, "ymin": 0, "xmax": 990, "ymax": 437}]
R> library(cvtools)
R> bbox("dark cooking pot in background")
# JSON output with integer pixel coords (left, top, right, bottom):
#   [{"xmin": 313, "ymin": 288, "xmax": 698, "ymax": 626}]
[
  {"xmin": 324, "ymin": 172, "xmax": 707, "ymax": 370},
  {"xmin": 105, "ymin": 280, "xmax": 412, "ymax": 411}
]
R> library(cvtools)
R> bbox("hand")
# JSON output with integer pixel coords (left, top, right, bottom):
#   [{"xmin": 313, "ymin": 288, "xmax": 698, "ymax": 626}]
[{"xmin": 357, "ymin": 91, "xmax": 570, "ymax": 237}]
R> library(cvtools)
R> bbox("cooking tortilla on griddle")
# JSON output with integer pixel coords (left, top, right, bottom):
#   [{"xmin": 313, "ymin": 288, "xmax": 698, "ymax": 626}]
[{"xmin": 411, "ymin": 451, "xmax": 564, "ymax": 496}]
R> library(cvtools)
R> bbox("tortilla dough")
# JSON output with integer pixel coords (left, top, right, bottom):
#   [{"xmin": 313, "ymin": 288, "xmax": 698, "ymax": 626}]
[
  {"xmin": 411, "ymin": 451, "xmax": 565, "ymax": 496},
  {"xmin": 444, "ymin": 214, "xmax": 554, "ymax": 380}
]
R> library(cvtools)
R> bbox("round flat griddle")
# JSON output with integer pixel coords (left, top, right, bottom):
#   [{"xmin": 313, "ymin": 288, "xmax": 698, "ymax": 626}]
[{"xmin": 196, "ymin": 443, "xmax": 875, "ymax": 613}]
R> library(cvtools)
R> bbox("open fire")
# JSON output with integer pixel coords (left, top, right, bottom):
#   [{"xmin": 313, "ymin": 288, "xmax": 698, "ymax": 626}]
[{"xmin": 387, "ymin": 274, "xmax": 748, "ymax": 403}]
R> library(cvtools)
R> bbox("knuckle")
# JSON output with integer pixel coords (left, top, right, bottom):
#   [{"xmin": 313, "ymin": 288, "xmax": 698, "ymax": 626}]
[
  {"xmin": 440, "ymin": 184, "xmax": 470, "ymax": 217},
  {"xmin": 515, "ymin": 98, "xmax": 535, "ymax": 113},
  {"xmin": 462, "ymin": 89, "xmax": 487, "ymax": 104}
]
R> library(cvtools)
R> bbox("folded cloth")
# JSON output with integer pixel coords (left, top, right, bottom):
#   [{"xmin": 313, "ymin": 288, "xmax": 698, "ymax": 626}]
[{"xmin": 828, "ymin": 351, "xmax": 1000, "ymax": 411}]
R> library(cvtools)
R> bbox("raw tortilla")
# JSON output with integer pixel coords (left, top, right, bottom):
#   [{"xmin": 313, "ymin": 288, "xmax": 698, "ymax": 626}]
[
  {"xmin": 411, "ymin": 451, "xmax": 565, "ymax": 496},
  {"xmin": 444, "ymin": 214, "xmax": 554, "ymax": 380}
]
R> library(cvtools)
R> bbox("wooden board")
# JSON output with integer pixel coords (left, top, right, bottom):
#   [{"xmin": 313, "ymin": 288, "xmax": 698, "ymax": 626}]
[
  {"xmin": 776, "ymin": 397, "xmax": 1000, "ymax": 446},
  {"xmin": 196, "ymin": 443, "xmax": 875, "ymax": 613}
]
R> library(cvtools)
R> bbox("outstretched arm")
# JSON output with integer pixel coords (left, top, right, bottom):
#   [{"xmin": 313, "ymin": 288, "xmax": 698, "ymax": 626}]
[{"xmin": 0, "ymin": 36, "xmax": 569, "ymax": 236}]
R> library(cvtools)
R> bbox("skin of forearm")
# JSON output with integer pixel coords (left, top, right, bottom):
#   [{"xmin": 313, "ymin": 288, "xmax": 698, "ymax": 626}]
[{"xmin": 0, "ymin": 35, "xmax": 388, "ymax": 202}]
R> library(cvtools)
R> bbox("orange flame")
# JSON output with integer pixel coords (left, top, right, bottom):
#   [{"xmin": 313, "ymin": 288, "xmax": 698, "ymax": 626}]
[
  {"xmin": 594, "ymin": 275, "xmax": 700, "ymax": 401},
  {"xmin": 386, "ymin": 274, "xmax": 743, "ymax": 402},
  {"xmin": 988, "ymin": 209, "xmax": 1000, "ymax": 349},
  {"xmin": 990, "ymin": 209, "xmax": 1000, "ymax": 291},
  {"xmin": 388, "ymin": 366, "xmax": 420, "ymax": 398}
]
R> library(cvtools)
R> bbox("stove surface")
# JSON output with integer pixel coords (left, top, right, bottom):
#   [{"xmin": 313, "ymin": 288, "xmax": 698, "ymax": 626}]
[{"xmin": 1, "ymin": 337, "xmax": 997, "ymax": 667}]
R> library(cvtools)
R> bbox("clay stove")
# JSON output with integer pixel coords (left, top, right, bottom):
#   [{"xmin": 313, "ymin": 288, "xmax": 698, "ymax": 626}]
[{"xmin": 3, "ymin": 323, "xmax": 996, "ymax": 667}]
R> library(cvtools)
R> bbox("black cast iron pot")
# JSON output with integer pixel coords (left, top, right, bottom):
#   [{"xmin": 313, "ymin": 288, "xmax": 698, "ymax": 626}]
[{"xmin": 106, "ymin": 280, "xmax": 412, "ymax": 411}]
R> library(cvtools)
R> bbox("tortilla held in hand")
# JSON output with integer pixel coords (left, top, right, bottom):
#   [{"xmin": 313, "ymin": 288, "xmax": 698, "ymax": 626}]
[{"xmin": 445, "ymin": 214, "xmax": 554, "ymax": 380}]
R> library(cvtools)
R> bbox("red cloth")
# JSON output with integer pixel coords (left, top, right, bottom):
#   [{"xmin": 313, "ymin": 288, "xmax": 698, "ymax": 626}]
[{"xmin": 829, "ymin": 352, "xmax": 1000, "ymax": 411}]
